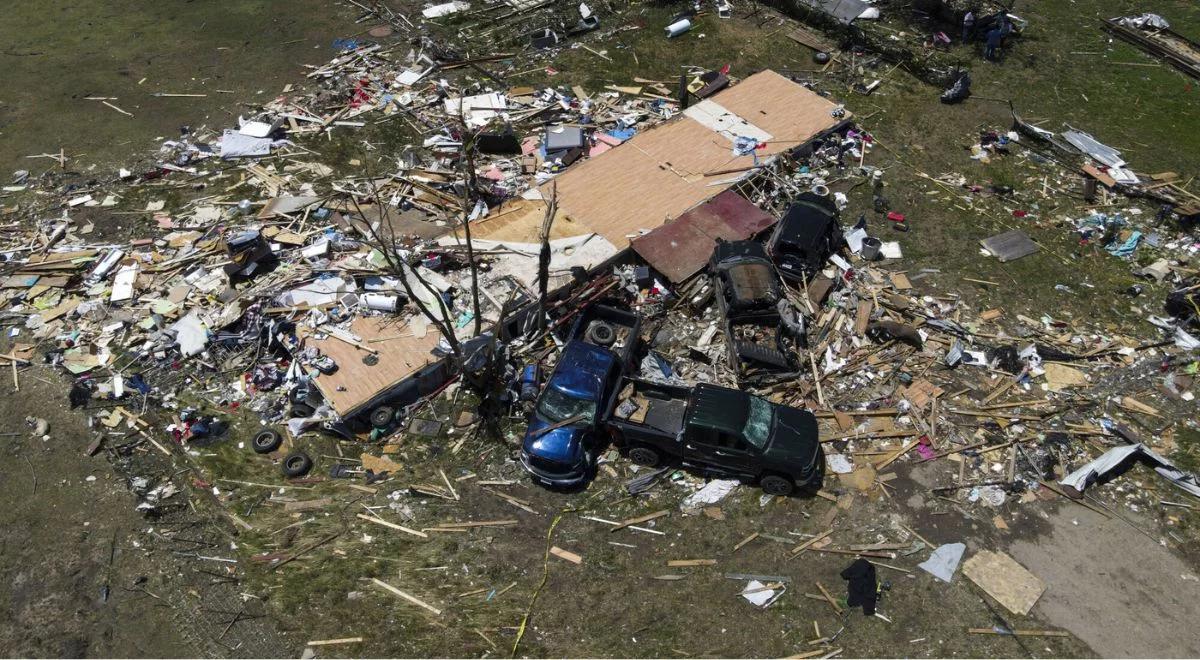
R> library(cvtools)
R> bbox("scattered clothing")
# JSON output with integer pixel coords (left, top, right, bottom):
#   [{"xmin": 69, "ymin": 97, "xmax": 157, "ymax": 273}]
[{"xmin": 840, "ymin": 558, "xmax": 878, "ymax": 615}]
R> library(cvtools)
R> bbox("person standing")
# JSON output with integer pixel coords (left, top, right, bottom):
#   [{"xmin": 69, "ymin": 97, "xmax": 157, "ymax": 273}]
[
  {"xmin": 999, "ymin": 13, "xmax": 1014, "ymax": 47},
  {"xmin": 962, "ymin": 10, "xmax": 976, "ymax": 45},
  {"xmin": 985, "ymin": 27, "xmax": 1002, "ymax": 60}
]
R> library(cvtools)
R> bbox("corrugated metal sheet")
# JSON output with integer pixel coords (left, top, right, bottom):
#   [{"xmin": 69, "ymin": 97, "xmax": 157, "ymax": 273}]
[
  {"xmin": 631, "ymin": 191, "xmax": 775, "ymax": 283},
  {"xmin": 797, "ymin": 0, "xmax": 868, "ymax": 24}
]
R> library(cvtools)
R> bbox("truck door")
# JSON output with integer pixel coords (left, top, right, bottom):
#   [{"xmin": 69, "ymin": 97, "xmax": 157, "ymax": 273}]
[{"xmin": 683, "ymin": 426, "xmax": 756, "ymax": 477}]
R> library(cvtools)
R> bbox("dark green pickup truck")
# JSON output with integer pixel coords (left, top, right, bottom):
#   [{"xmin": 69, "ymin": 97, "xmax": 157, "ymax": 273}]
[{"xmin": 607, "ymin": 378, "xmax": 825, "ymax": 496}]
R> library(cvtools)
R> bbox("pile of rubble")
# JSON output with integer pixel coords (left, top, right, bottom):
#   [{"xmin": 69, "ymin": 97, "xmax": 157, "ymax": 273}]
[{"xmin": 1, "ymin": 5, "xmax": 1198, "ymax": 651}]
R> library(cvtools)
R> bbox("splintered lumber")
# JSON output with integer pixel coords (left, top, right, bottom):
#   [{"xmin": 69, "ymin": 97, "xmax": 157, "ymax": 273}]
[
  {"xmin": 356, "ymin": 513, "xmax": 428, "ymax": 538},
  {"xmin": 815, "ymin": 581, "xmax": 843, "ymax": 614},
  {"xmin": 306, "ymin": 637, "xmax": 365, "ymax": 646},
  {"xmin": 822, "ymin": 430, "xmax": 916, "ymax": 443},
  {"xmin": 425, "ymin": 519, "xmax": 518, "ymax": 532},
  {"xmin": 968, "ymin": 627, "xmax": 1069, "ymax": 637},
  {"xmin": 1102, "ymin": 18, "xmax": 1200, "ymax": 80},
  {"xmin": 875, "ymin": 438, "xmax": 920, "ymax": 470},
  {"xmin": 371, "ymin": 578, "xmax": 442, "ymax": 615},
  {"xmin": 786, "ymin": 649, "xmax": 829, "ymax": 659},
  {"xmin": 809, "ymin": 547, "xmax": 894, "ymax": 559},
  {"xmin": 270, "ymin": 532, "xmax": 341, "ymax": 570},
  {"xmin": 550, "ymin": 546, "xmax": 583, "ymax": 564},
  {"xmin": 611, "ymin": 509, "xmax": 669, "ymax": 532},
  {"xmin": 667, "ymin": 559, "xmax": 717, "ymax": 567},
  {"xmin": 789, "ymin": 529, "xmax": 833, "ymax": 558},
  {"xmin": 734, "ymin": 532, "xmax": 760, "ymax": 552}
]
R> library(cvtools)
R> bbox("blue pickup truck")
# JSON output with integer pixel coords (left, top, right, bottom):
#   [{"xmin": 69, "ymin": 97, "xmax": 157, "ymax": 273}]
[{"xmin": 520, "ymin": 305, "xmax": 641, "ymax": 488}]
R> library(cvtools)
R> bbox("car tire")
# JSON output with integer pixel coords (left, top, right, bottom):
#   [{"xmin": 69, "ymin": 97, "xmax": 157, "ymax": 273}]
[
  {"xmin": 282, "ymin": 451, "xmax": 313, "ymax": 478},
  {"xmin": 251, "ymin": 430, "xmax": 283, "ymax": 454},
  {"xmin": 814, "ymin": 51, "xmax": 831, "ymax": 64},
  {"xmin": 585, "ymin": 321, "xmax": 616, "ymax": 346},
  {"xmin": 369, "ymin": 405, "xmax": 395, "ymax": 429},
  {"xmin": 760, "ymin": 474, "xmax": 794, "ymax": 496},
  {"xmin": 290, "ymin": 403, "xmax": 315, "ymax": 418},
  {"xmin": 629, "ymin": 445, "xmax": 661, "ymax": 468}
]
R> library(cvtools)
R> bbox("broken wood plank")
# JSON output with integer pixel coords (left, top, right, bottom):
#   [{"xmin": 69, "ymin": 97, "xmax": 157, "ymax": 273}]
[
  {"xmin": 306, "ymin": 637, "xmax": 365, "ymax": 646},
  {"xmin": 814, "ymin": 581, "xmax": 843, "ymax": 614},
  {"xmin": 788, "ymin": 529, "xmax": 833, "ymax": 558},
  {"xmin": 733, "ymin": 532, "xmax": 760, "ymax": 552},
  {"xmin": 611, "ymin": 509, "xmax": 669, "ymax": 532},
  {"xmin": 356, "ymin": 513, "xmax": 428, "ymax": 538},
  {"xmin": 968, "ymin": 628, "xmax": 1069, "ymax": 637},
  {"xmin": 667, "ymin": 559, "xmax": 717, "ymax": 567},
  {"xmin": 550, "ymin": 546, "xmax": 583, "ymax": 564},
  {"xmin": 371, "ymin": 578, "xmax": 442, "ymax": 615}
]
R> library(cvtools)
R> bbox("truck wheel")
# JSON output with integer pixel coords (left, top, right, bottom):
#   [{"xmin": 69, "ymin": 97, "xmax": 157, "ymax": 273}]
[
  {"xmin": 282, "ymin": 451, "xmax": 313, "ymax": 478},
  {"xmin": 369, "ymin": 405, "xmax": 395, "ymax": 429},
  {"xmin": 760, "ymin": 474, "xmax": 794, "ymax": 496},
  {"xmin": 585, "ymin": 321, "xmax": 616, "ymax": 346},
  {"xmin": 252, "ymin": 430, "xmax": 283, "ymax": 454},
  {"xmin": 628, "ymin": 446, "xmax": 661, "ymax": 468}
]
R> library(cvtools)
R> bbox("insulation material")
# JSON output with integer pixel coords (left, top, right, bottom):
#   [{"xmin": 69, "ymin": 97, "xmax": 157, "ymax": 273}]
[{"xmin": 1060, "ymin": 443, "xmax": 1200, "ymax": 498}]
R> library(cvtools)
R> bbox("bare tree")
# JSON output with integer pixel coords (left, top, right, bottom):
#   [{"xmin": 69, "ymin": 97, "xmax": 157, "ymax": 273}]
[
  {"xmin": 346, "ymin": 164, "xmax": 463, "ymax": 357},
  {"xmin": 536, "ymin": 182, "xmax": 558, "ymax": 332},
  {"xmin": 455, "ymin": 126, "xmax": 485, "ymax": 338}
]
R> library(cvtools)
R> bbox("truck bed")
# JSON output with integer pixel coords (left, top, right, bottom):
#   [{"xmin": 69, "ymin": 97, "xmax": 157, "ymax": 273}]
[
  {"xmin": 568, "ymin": 304, "xmax": 641, "ymax": 364},
  {"xmin": 610, "ymin": 379, "xmax": 692, "ymax": 439}
]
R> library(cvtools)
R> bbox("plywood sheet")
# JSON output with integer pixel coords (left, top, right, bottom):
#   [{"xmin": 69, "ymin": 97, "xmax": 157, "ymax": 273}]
[
  {"xmin": 448, "ymin": 198, "xmax": 586, "ymax": 243},
  {"xmin": 544, "ymin": 70, "xmax": 846, "ymax": 250},
  {"xmin": 962, "ymin": 550, "xmax": 1045, "ymax": 616},
  {"xmin": 302, "ymin": 316, "xmax": 442, "ymax": 416}
]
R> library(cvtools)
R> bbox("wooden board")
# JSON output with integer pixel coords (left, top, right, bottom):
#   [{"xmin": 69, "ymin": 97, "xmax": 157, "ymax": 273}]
[
  {"xmin": 448, "ymin": 197, "xmax": 587, "ymax": 243},
  {"xmin": 301, "ymin": 316, "xmax": 442, "ymax": 417},
  {"xmin": 544, "ymin": 70, "xmax": 845, "ymax": 250},
  {"xmin": 962, "ymin": 550, "xmax": 1045, "ymax": 615},
  {"xmin": 1082, "ymin": 163, "xmax": 1116, "ymax": 188},
  {"xmin": 786, "ymin": 26, "xmax": 836, "ymax": 52}
]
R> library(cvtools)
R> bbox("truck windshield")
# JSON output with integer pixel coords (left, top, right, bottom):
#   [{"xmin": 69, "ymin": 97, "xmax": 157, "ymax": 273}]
[
  {"xmin": 742, "ymin": 396, "xmax": 773, "ymax": 449},
  {"xmin": 537, "ymin": 387, "xmax": 597, "ymax": 424}
]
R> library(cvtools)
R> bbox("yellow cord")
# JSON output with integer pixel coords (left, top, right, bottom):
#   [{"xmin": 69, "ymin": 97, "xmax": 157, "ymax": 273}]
[{"xmin": 511, "ymin": 513, "xmax": 563, "ymax": 658}]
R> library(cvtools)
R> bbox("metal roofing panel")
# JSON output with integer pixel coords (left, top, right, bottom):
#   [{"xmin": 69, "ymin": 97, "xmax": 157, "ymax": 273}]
[
  {"xmin": 631, "ymin": 191, "xmax": 776, "ymax": 283},
  {"xmin": 630, "ymin": 216, "xmax": 717, "ymax": 284},
  {"xmin": 797, "ymin": 0, "xmax": 868, "ymax": 24}
]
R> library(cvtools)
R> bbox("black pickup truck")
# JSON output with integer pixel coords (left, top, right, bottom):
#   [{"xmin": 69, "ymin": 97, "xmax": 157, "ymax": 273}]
[
  {"xmin": 608, "ymin": 378, "xmax": 824, "ymax": 496},
  {"xmin": 709, "ymin": 240, "xmax": 803, "ymax": 385}
]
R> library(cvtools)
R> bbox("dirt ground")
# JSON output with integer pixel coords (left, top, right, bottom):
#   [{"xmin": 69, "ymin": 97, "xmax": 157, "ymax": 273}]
[
  {"xmin": 0, "ymin": 373, "xmax": 192, "ymax": 657},
  {"xmin": 1009, "ymin": 506, "xmax": 1200, "ymax": 658},
  {"xmin": 0, "ymin": 0, "xmax": 351, "ymax": 174},
  {"xmin": 0, "ymin": 1, "xmax": 359, "ymax": 656}
]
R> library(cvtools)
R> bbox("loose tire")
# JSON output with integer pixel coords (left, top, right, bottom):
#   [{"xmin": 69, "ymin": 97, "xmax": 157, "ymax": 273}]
[
  {"xmin": 282, "ymin": 451, "xmax": 313, "ymax": 478},
  {"xmin": 290, "ymin": 403, "xmax": 315, "ymax": 418},
  {"xmin": 252, "ymin": 430, "xmax": 283, "ymax": 454}
]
